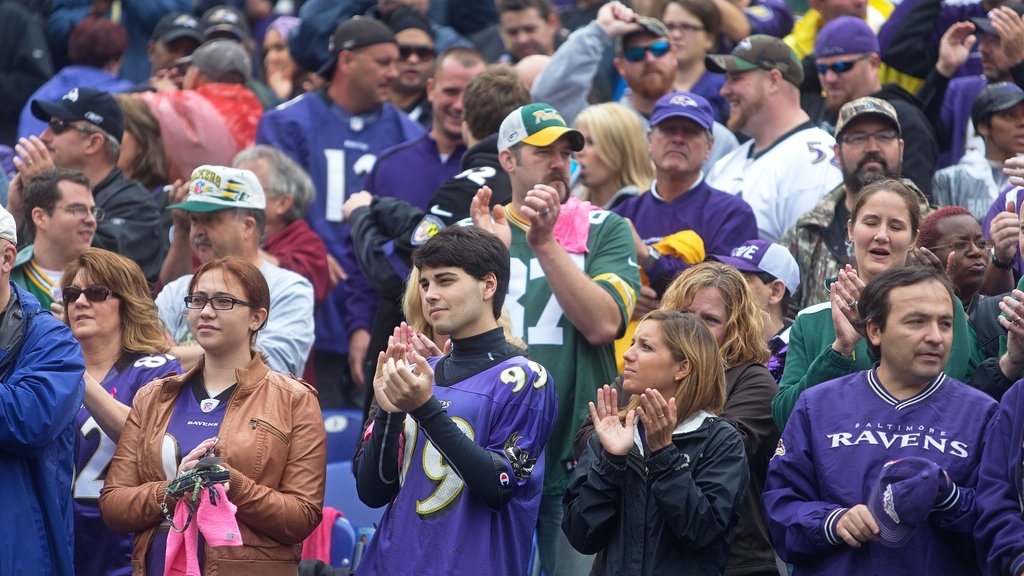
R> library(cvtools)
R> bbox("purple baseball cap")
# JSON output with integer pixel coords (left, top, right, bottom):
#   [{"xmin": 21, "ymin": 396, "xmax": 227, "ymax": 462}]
[
  {"xmin": 867, "ymin": 458, "xmax": 944, "ymax": 547},
  {"xmin": 650, "ymin": 92, "xmax": 714, "ymax": 131},
  {"xmin": 712, "ymin": 239, "xmax": 800, "ymax": 296},
  {"xmin": 814, "ymin": 16, "xmax": 879, "ymax": 59}
]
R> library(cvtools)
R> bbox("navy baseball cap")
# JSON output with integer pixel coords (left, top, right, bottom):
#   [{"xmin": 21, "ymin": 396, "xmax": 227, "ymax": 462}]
[
  {"xmin": 814, "ymin": 16, "xmax": 879, "ymax": 58},
  {"xmin": 318, "ymin": 17, "xmax": 396, "ymax": 79},
  {"xmin": 972, "ymin": 4, "xmax": 1024, "ymax": 37},
  {"xmin": 972, "ymin": 82, "xmax": 1024, "ymax": 128},
  {"xmin": 152, "ymin": 12, "xmax": 203, "ymax": 44},
  {"xmin": 867, "ymin": 458, "xmax": 945, "ymax": 548},
  {"xmin": 31, "ymin": 87, "xmax": 124, "ymax": 142},
  {"xmin": 712, "ymin": 239, "xmax": 800, "ymax": 295},
  {"xmin": 650, "ymin": 92, "xmax": 714, "ymax": 132}
]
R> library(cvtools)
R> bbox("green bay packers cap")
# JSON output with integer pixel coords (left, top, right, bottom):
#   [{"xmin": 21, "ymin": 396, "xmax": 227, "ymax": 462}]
[
  {"xmin": 497, "ymin": 103, "xmax": 584, "ymax": 152},
  {"xmin": 168, "ymin": 165, "xmax": 266, "ymax": 212}
]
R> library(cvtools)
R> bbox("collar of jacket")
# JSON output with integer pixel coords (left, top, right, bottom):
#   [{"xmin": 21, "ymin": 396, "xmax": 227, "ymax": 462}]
[
  {"xmin": 158, "ymin": 352, "xmax": 271, "ymax": 402},
  {"xmin": 0, "ymin": 285, "xmax": 26, "ymax": 378}
]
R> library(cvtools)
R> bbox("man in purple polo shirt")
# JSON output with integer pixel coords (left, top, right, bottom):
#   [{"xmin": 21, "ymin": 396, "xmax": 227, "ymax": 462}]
[{"xmin": 612, "ymin": 90, "xmax": 757, "ymax": 311}]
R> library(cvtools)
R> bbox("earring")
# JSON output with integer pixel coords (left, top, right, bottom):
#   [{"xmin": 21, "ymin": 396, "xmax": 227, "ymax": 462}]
[{"xmin": 674, "ymin": 376, "xmax": 683, "ymax": 382}]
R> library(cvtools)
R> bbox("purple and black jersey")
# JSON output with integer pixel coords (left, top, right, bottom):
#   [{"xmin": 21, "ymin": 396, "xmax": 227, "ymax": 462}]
[
  {"xmin": 358, "ymin": 354, "xmax": 557, "ymax": 575},
  {"xmin": 763, "ymin": 369, "xmax": 997, "ymax": 575},
  {"xmin": 73, "ymin": 353, "xmax": 179, "ymax": 576}
]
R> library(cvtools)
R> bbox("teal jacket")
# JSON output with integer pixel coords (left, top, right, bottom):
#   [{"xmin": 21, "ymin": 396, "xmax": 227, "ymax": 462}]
[{"xmin": 772, "ymin": 297, "xmax": 982, "ymax": 430}]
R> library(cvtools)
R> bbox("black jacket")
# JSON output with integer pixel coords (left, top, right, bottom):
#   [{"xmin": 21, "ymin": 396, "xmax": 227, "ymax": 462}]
[
  {"xmin": 92, "ymin": 168, "xmax": 167, "ymax": 283},
  {"xmin": 0, "ymin": 0, "xmax": 52, "ymax": 145},
  {"xmin": 563, "ymin": 415, "xmax": 749, "ymax": 576}
]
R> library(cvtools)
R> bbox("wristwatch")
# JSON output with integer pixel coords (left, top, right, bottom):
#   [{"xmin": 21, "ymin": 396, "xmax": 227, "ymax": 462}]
[{"xmin": 992, "ymin": 247, "xmax": 1014, "ymax": 269}]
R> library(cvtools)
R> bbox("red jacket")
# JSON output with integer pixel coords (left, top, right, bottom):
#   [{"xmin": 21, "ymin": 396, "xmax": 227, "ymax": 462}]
[{"xmin": 262, "ymin": 218, "xmax": 330, "ymax": 306}]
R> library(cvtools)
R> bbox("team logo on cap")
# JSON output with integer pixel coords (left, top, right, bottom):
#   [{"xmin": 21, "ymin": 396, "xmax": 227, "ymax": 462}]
[
  {"xmin": 668, "ymin": 94, "xmax": 699, "ymax": 107},
  {"xmin": 84, "ymin": 112, "xmax": 103, "ymax": 125},
  {"xmin": 506, "ymin": 131, "xmax": 518, "ymax": 142},
  {"xmin": 210, "ymin": 8, "xmax": 238, "ymax": 23},
  {"xmin": 63, "ymin": 88, "xmax": 79, "ymax": 103},
  {"xmin": 531, "ymin": 109, "xmax": 564, "ymax": 123},
  {"xmin": 882, "ymin": 484, "xmax": 900, "ymax": 523},
  {"xmin": 738, "ymin": 38, "xmax": 752, "ymax": 51},
  {"xmin": 175, "ymin": 14, "xmax": 198, "ymax": 27}
]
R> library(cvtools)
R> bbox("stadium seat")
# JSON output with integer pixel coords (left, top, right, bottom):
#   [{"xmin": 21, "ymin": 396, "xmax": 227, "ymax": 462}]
[
  {"xmin": 322, "ymin": 409, "xmax": 364, "ymax": 463},
  {"xmin": 330, "ymin": 516, "xmax": 355, "ymax": 569},
  {"xmin": 323, "ymin": 461, "xmax": 385, "ymax": 529}
]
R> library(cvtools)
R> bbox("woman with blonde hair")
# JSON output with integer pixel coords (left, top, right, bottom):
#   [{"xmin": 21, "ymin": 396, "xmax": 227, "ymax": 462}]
[
  {"xmin": 573, "ymin": 102, "xmax": 654, "ymax": 209},
  {"xmin": 61, "ymin": 248, "xmax": 180, "ymax": 576},
  {"xmin": 660, "ymin": 261, "xmax": 781, "ymax": 576},
  {"xmin": 563, "ymin": 310, "xmax": 748, "ymax": 574}
]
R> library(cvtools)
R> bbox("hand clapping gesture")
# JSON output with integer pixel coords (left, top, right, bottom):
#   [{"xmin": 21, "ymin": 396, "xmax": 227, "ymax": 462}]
[{"xmin": 589, "ymin": 385, "xmax": 635, "ymax": 456}]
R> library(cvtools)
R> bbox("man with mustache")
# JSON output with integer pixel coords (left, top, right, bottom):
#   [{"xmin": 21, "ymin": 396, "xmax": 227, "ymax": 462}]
[
  {"xmin": 706, "ymin": 35, "xmax": 842, "ymax": 244},
  {"xmin": 11, "ymin": 169, "xmax": 97, "ymax": 312},
  {"xmin": 764, "ymin": 266, "xmax": 997, "ymax": 575},
  {"xmin": 155, "ymin": 165, "xmax": 314, "ymax": 376},
  {"xmin": 782, "ymin": 97, "xmax": 916, "ymax": 312},
  {"xmin": 471, "ymin": 102, "xmax": 640, "ymax": 576}
]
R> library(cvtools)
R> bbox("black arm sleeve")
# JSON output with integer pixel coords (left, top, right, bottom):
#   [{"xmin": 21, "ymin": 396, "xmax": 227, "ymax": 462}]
[
  {"xmin": 917, "ymin": 69, "xmax": 953, "ymax": 151},
  {"xmin": 969, "ymin": 357, "xmax": 1020, "ymax": 401},
  {"xmin": 878, "ymin": 0, "xmax": 942, "ymax": 78},
  {"xmin": 354, "ymin": 409, "xmax": 407, "ymax": 508},
  {"xmin": 410, "ymin": 396, "xmax": 514, "ymax": 510}
]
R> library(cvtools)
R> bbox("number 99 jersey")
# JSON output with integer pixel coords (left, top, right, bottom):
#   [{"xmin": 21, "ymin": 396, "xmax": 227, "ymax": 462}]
[{"xmin": 359, "ymin": 354, "xmax": 557, "ymax": 576}]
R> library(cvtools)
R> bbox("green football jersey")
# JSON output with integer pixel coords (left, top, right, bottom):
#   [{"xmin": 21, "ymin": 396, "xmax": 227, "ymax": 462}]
[{"xmin": 503, "ymin": 205, "xmax": 640, "ymax": 496}]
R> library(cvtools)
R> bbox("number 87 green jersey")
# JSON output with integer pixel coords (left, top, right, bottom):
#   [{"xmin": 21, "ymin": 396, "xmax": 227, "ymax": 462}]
[{"xmin": 503, "ymin": 205, "xmax": 640, "ymax": 497}]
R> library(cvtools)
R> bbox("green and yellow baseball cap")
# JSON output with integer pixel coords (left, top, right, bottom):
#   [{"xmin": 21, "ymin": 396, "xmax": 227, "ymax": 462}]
[
  {"xmin": 497, "ymin": 103, "xmax": 584, "ymax": 152},
  {"xmin": 168, "ymin": 165, "xmax": 266, "ymax": 213}
]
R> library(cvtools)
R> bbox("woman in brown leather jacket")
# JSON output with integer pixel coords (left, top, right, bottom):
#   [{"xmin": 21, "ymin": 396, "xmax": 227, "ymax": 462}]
[{"xmin": 99, "ymin": 257, "xmax": 326, "ymax": 575}]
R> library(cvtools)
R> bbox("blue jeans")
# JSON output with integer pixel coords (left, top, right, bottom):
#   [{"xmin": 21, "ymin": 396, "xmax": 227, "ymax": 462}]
[{"xmin": 536, "ymin": 493, "xmax": 595, "ymax": 576}]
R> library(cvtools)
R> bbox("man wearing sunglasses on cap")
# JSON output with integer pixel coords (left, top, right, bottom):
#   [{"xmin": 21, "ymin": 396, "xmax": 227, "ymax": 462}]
[
  {"xmin": 809, "ymin": 16, "xmax": 938, "ymax": 200},
  {"xmin": 10, "ymin": 87, "xmax": 165, "ymax": 284},
  {"xmin": 531, "ymin": 1, "xmax": 738, "ymax": 172},
  {"xmin": 0, "ymin": 201, "xmax": 86, "ymax": 576},
  {"xmin": 10, "ymin": 169, "xmax": 98, "ymax": 313}
]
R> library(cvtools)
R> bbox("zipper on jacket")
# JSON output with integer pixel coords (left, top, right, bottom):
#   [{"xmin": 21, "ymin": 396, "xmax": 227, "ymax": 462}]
[{"xmin": 250, "ymin": 418, "xmax": 288, "ymax": 444}]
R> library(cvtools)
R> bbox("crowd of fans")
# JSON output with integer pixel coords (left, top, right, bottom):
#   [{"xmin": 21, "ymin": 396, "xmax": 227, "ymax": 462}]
[{"xmin": 3, "ymin": 0, "xmax": 1024, "ymax": 574}]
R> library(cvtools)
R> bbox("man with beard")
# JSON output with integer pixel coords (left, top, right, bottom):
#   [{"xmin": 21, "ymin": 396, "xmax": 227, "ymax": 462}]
[
  {"xmin": 781, "ymin": 97, "xmax": 914, "ymax": 311},
  {"xmin": 471, "ymin": 102, "xmax": 640, "ymax": 576},
  {"xmin": 811, "ymin": 16, "xmax": 937, "ymax": 199},
  {"xmin": 706, "ymin": 35, "xmax": 842, "ymax": 243},
  {"xmin": 531, "ymin": 1, "xmax": 737, "ymax": 170}
]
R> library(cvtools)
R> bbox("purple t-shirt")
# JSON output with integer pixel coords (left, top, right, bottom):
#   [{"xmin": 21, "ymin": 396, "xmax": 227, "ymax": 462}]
[
  {"xmin": 145, "ymin": 380, "xmax": 230, "ymax": 576},
  {"xmin": 73, "ymin": 354, "xmax": 179, "ymax": 576}
]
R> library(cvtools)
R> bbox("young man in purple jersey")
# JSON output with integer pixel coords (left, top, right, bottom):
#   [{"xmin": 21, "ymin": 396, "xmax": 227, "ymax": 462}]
[
  {"xmin": 355, "ymin": 225, "xmax": 557, "ymax": 575},
  {"xmin": 763, "ymin": 266, "xmax": 997, "ymax": 575}
]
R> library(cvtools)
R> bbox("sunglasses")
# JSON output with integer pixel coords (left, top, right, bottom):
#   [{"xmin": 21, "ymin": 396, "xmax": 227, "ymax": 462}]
[
  {"xmin": 815, "ymin": 54, "xmax": 870, "ymax": 75},
  {"xmin": 398, "ymin": 45, "xmax": 436, "ymax": 61},
  {"xmin": 48, "ymin": 119, "xmax": 97, "ymax": 136},
  {"xmin": 623, "ymin": 41, "xmax": 671, "ymax": 63},
  {"xmin": 63, "ymin": 284, "xmax": 114, "ymax": 305}
]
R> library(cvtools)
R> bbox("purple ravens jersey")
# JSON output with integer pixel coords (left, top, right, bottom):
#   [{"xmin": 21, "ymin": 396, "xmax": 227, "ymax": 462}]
[
  {"xmin": 145, "ymin": 380, "xmax": 230, "ymax": 576},
  {"xmin": 358, "ymin": 354, "xmax": 557, "ymax": 576},
  {"xmin": 73, "ymin": 353, "xmax": 179, "ymax": 576}
]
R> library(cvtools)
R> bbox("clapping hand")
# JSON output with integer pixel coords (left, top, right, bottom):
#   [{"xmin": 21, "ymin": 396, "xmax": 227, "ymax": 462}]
[
  {"xmin": 589, "ymin": 385, "xmax": 635, "ymax": 456},
  {"xmin": 375, "ymin": 342, "xmax": 435, "ymax": 413},
  {"xmin": 636, "ymin": 388, "xmax": 677, "ymax": 452},
  {"xmin": 831, "ymin": 265, "xmax": 866, "ymax": 356}
]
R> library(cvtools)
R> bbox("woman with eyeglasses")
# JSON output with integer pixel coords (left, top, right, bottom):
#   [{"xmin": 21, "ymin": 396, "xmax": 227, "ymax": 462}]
[
  {"xmin": 60, "ymin": 248, "xmax": 180, "ymax": 576},
  {"xmin": 774, "ymin": 179, "xmax": 983, "ymax": 430},
  {"xmin": 917, "ymin": 206, "xmax": 991, "ymax": 315},
  {"xmin": 100, "ymin": 257, "xmax": 326, "ymax": 575},
  {"xmin": 661, "ymin": 0, "xmax": 729, "ymax": 123}
]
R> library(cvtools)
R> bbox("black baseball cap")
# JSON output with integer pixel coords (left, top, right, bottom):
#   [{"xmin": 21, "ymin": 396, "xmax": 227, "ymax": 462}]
[
  {"xmin": 201, "ymin": 6, "xmax": 251, "ymax": 42},
  {"xmin": 971, "ymin": 3, "xmax": 1024, "ymax": 36},
  {"xmin": 152, "ymin": 12, "xmax": 203, "ymax": 44},
  {"xmin": 318, "ymin": 17, "xmax": 396, "ymax": 79},
  {"xmin": 972, "ymin": 82, "xmax": 1024, "ymax": 128},
  {"xmin": 31, "ymin": 87, "xmax": 124, "ymax": 142}
]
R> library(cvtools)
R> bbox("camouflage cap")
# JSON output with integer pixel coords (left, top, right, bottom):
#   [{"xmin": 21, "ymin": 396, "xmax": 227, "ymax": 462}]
[
  {"xmin": 706, "ymin": 35, "xmax": 803, "ymax": 86},
  {"xmin": 835, "ymin": 96, "xmax": 901, "ymax": 137}
]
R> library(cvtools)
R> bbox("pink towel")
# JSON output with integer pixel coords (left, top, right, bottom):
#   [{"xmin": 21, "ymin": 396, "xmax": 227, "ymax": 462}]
[
  {"xmin": 553, "ymin": 197, "xmax": 598, "ymax": 254},
  {"xmin": 165, "ymin": 484, "xmax": 243, "ymax": 576},
  {"xmin": 301, "ymin": 506, "xmax": 344, "ymax": 563}
]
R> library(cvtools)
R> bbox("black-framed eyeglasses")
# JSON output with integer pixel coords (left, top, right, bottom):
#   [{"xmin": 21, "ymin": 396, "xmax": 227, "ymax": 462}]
[
  {"xmin": 623, "ymin": 41, "xmax": 671, "ymax": 62},
  {"xmin": 815, "ymin": 54, "xmax": 871, "ymax": 75},
  {"xmin": 839, "ymin": 130, "xmax": 899, "ymax": 147},
  {"xmin": 184, "ymin": 294, "xmax": 253, "ymax": 310},
  {"xmin": 665, "ymin": 22, "xmax": 704, "ymax": 34},
  {"xmin": 63, "ymin": 284, "xmax": 114, "ymax": 304},
  {"xmin": 59, "ymin": 204, "xmax": 105, "ymax": 221},
  {"xmin": 927, "ymin": 240, "xmax": 993, "ymax": 253},
  {"xmin": 398, "ymin": 44, "xmax": 436, "ymax": 61},
  {"xmin": 48, "ymin": 119, "xmax": 98, "ymax": 136}
]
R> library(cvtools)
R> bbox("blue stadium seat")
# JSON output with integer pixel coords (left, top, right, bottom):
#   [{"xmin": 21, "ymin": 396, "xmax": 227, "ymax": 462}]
[
  {"xmin": 323, "ymin": 461, "xmax": 385, "ymax": 529},
  {"xmin": 322, "ymin": 409, "xmax": 364, "ymax": 463},
  {"xmin": 329, "ymin": 516, "xmax": 355, "ymax": 569}
]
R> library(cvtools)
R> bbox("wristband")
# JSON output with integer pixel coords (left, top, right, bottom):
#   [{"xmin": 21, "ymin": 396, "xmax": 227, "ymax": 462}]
[{"xmin": 992, "ymin": 248, "xmax": 1014, "ymax": 269}]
